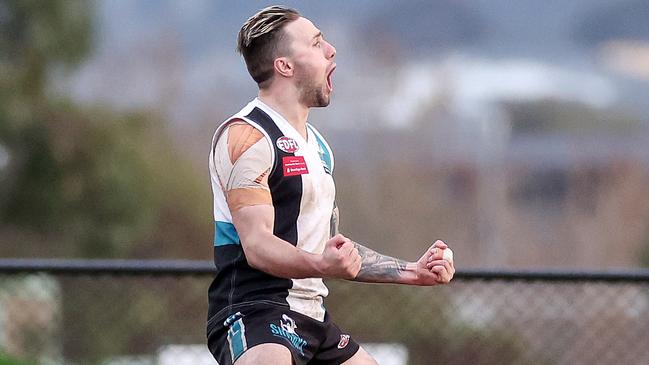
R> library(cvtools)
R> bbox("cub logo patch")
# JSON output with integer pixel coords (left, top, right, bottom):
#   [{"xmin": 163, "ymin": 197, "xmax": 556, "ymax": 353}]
[{"xmin": 276, "ymin": 136, "xmax": 299, "ymax": 153}]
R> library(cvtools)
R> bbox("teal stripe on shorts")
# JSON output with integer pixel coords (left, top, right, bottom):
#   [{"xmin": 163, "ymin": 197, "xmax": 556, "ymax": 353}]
[{"xmin": 227, "ymin": 318, "xmax": 247, "ymax": 362}]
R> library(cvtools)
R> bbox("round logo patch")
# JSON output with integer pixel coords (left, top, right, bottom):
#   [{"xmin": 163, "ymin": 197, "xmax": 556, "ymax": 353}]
[{"xmin": 276, "ymin": 136, "xmax": 299, "ymax": 153}]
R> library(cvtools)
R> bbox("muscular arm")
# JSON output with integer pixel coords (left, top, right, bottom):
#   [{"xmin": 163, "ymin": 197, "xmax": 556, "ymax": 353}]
[
  {"xmin": 233, "ymin": 203, "xmax": 450, "ymax": 284},
  {"xmin": 233, "ymin": 205, "xmax": 322, "ymax": 279},
  {"xmin": 233, "ymin": 204, "xmax": 360, "ymax": 280}
]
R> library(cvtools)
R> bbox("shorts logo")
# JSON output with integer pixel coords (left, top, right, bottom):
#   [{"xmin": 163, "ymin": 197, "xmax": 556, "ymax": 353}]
[
  {"xmin": 269, "ymin": 314, "xmax": 308, "ymax": 356},
  {"xmin": 338, "ymin": 334, "xmax": 350, "ymax": 349},
  {"xmin": 276, "ymin": 137, "xmax": 299, "ymax": 153}
]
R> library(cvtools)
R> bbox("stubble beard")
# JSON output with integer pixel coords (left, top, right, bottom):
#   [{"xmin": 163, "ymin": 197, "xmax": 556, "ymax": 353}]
[{"xmin": 295, "ymin": 64, "xmax": 330, "ymax": 108}]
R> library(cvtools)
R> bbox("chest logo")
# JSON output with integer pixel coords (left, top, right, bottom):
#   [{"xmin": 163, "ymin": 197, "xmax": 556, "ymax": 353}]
[
  {"xmin": 283, "ymin": 156, "xmax": 309, "ymax": 176},
  {"xmin": 276, "ymin": 136, "xmax": 299, "ymax": 153}
]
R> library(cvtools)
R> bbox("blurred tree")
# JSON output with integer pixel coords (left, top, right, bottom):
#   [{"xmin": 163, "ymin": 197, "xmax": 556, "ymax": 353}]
[
  {"xmin": 0, "ymin": 0, "xmax": 152, "ymax": 257},
  {"xmin": 0, "ymin": 0, "xmax": 90, "ymax": 128},
  {"xmin": 1, "ymin": 1, "xmax": 211, "ymax": 363},
  {"xmin": 1, "ymin": 0, "xmax": 93, "ymax": 242},
  {"xmin": 0, "ymin": 0, "xmax": 211, "ymax": 259}
]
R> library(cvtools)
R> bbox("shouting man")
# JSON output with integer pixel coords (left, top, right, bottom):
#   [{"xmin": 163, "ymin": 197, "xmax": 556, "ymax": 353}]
[{"xmin": 207, "ymin": 6, "xmax": 455, "ymax": 365}]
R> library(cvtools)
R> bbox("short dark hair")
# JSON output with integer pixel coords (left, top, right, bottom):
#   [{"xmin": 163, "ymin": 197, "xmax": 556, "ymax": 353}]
[{"xmin": 237, "ymin": 6, "xmax": 301, "ymax": 89}]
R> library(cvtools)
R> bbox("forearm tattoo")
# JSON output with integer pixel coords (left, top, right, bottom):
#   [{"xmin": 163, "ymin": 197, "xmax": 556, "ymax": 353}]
[{"xmin": 353, "ymin": 242, "xmax": 408, "ymax": 282}]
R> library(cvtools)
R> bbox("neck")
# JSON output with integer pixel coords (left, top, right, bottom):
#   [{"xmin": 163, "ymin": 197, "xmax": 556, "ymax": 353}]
[{"xmin": 258, "ymin": 87, "xmax": 309, "ymax": 139}]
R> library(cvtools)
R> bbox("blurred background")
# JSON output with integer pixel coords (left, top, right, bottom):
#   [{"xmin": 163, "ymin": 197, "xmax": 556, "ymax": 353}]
[{"xmin": 1, "ymin": 1, "xmax": 649, "ymax": 364}]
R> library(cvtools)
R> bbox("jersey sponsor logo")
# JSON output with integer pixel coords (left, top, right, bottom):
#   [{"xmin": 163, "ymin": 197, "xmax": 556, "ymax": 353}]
[
  {"xmin": 269, "ymin": 314, "xmax": 308, "ymax": 356},
  {"xmin": 276, "ymin": 136, "xmax": 300, "ymax": 153},
  {"xmin": 337, "ymin": 334, "xmax": 350, "ymax": 349},
  {"xmin": 283, "ymin": 156, "xmax": 309, "ymax": 176}
]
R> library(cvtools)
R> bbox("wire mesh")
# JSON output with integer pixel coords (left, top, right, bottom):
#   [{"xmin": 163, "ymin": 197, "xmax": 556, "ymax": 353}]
[{"xmin": 0, "ymin": 265, "xmax": 647, "ymax": 365}]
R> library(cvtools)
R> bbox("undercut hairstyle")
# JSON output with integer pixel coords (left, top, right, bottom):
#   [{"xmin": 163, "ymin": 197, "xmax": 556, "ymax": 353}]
[{"xmin": 237, "ymin": 6, "xmax": 301, "ymax": 89}]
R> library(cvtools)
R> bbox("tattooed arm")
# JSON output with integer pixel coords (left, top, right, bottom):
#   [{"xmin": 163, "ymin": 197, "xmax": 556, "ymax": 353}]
[
  {"xmin": 351, "ymin": 241, "xmax": 455, "ymax": 285},
  {"xmin": 351, "ymin": 243, "xmax": 411, "ymax": 283}
]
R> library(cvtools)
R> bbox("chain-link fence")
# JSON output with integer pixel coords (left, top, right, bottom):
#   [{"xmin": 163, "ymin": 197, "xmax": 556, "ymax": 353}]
[{"xmin": 1, "ymin": 260, "xmax": 648, "ymax": 365}]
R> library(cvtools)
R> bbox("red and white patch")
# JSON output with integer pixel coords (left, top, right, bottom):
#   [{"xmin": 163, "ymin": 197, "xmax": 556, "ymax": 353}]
[
  {"xmin": 282, "ymin": 156, "xmax": 309, "ymax": 176},
  {"xmin": 276, "ymin": 136, "xmax": 299, "ymax": 153},
  {"xmin": 337, "ymin": 334, "xmax": 350, "ymax": 349}
]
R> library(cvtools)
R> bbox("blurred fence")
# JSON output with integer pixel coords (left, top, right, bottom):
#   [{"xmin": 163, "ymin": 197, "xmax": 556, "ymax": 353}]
[{"xmin": 0, "ymin": 259, "xmax": 648, "ymax": 365}]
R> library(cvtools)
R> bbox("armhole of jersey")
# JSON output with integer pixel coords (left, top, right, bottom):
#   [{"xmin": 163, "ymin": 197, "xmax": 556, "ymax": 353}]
[
  {"xmin": 212, "ymin": 117, "xmax": 276, "ymax": 174},
  {"xmin": 307, "ymin": 124, "xmax": 335, "ymax": 172}
]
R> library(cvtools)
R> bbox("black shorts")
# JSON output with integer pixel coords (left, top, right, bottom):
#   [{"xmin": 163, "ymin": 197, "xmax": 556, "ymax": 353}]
[{"xmin": 207, "ymin": 302, "xmax": 360, "ymax": 365}]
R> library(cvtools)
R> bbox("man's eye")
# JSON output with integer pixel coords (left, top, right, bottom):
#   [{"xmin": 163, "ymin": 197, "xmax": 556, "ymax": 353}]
[{"xmin": 314, "ymin": 41, "xmax": 321, "ymax": 47}]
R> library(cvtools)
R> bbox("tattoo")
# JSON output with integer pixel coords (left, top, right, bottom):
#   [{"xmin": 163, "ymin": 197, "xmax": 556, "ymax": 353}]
[{"xmin": 353, "ymin": 242, "xmax": 408, "ymax": 283}]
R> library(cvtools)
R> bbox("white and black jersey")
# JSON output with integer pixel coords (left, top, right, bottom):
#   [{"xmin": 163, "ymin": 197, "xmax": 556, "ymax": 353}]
[{"xmin": 207, "ymin": 98, "xmax": 338, "ymax": 330}]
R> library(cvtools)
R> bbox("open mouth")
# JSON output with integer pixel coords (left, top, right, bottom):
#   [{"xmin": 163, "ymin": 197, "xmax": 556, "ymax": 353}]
[{"xmin": 326, "ymin": 65, "xmax": 336, "ymax": 92}]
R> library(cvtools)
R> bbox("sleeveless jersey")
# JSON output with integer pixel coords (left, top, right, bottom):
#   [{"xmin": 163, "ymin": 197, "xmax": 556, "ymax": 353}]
[{"xmin": 207, "ymin": 98, "xmax": 338, "ymax": 325}]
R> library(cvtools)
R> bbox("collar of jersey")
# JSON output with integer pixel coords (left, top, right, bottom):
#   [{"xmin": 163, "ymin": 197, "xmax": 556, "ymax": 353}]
[{"xmin": 253, "ymin": 98, "xmax": 311, "ymax": 146}]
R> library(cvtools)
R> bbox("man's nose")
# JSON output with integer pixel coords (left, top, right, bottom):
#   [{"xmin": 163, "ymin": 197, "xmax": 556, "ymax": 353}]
[{"xmin": 326, "ymin": 42, "xmax": 336, "ymax": 59}]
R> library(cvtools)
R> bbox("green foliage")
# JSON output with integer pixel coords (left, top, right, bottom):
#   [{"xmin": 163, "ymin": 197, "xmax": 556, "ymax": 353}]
[
  {"xmin": 1, "ymin": 0, "xmax": 99, "ymax": 254},
  {"xmin": 0, "ymin": 353, "xmax": 37, "ymax": 365},
  {"xmin": 0, "ymin": 0, "xmax": 92, "ymax": 134},
  {"xmin": 0, "ymin": 1, "xmax": 212, "ymax": 361},
  {"xmin": 0, "ymin": 0, "xmax": 211, "ymax": 259},
  {"xmin": 2, "ymin": 103, "xmax": 163, "ymax": 257},
  {"xmin": 0, "ymin": 0, "xmax": 91, "ymax": 65}
]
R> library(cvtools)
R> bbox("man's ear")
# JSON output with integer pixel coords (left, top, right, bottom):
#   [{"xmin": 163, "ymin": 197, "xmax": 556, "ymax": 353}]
[{"xmin": 274, "ymin": 57, "xmax": 294, "ymax": 78}]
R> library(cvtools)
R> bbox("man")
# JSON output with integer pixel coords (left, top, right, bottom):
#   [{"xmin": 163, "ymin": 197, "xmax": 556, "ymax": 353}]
[{"xmin": 207, "ymin": 6, "xmax": 455, "ymax": 365}]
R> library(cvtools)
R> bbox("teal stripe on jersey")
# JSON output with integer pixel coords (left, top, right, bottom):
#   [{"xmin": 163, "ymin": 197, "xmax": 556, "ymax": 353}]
[
  {"xmin": 214, "ymin": 221, "xmax": 240, "ymax": 246},
  {"xmin": 311, "ymin": 129, "xmax": 332, "ymax": 173},
  {"xmin": 227, "ymin": 319, "xmax": 247, "ymax": 362}
]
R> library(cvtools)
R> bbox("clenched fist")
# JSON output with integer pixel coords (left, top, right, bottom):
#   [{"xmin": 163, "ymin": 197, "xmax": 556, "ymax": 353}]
[
  {"xmin": 424, "ymin": 240, "xmax": 455, "ymax": 284},
  {"xmin": 317, "ymin": 234, "xmax": 362, "ymax": 279}
]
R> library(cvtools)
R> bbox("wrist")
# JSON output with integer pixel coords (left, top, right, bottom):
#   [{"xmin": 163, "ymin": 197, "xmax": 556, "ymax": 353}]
[
  {"xmin": 399, "ymin": 262, "xmax": 419, "ymax": 284},
  {"xmin": 306, "ymin": 251, "xmax": 327, "ymax": 278}
]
